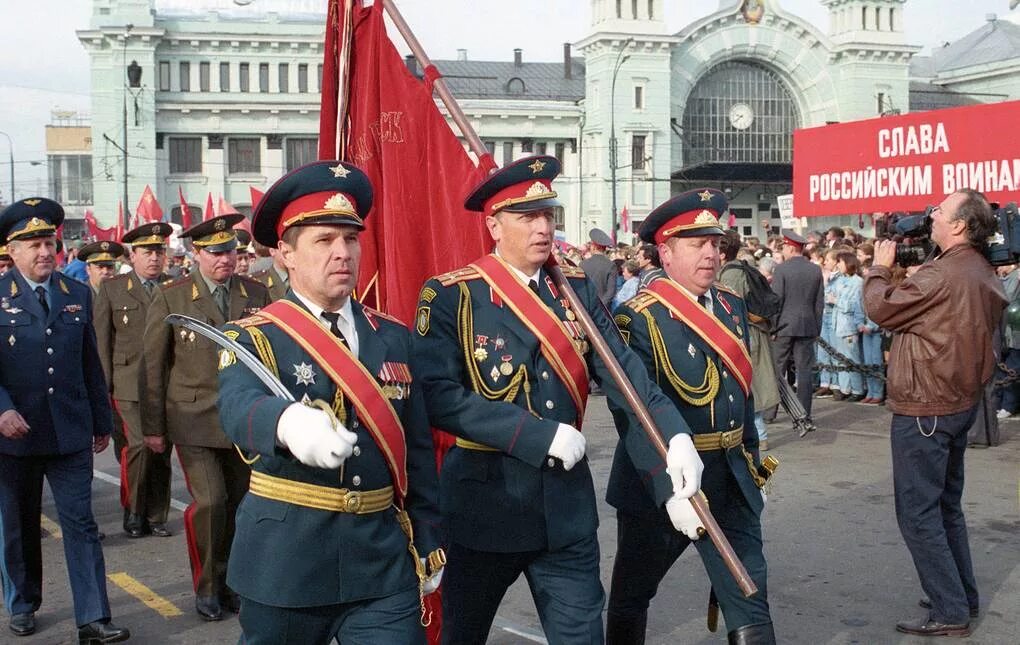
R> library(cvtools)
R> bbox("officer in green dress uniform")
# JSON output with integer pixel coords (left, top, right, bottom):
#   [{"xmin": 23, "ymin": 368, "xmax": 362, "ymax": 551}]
[
  {"xmin": 78, "ymin": 241, "xmax": 124, "ymax": 295},
  {"xmin": 217, "ymin": 160, "xmax": 443, "ymax": 644},
  {"xmin": 413, "ymin": 155, "xmax": 705, "ymax": 644},
  {"xmin": 94, "ymin": 223, "xmax": 174, "ymax": 539},
  {"xmin": 142, "ymin": 214, "xmax": 270, "ymax": 621},
  {"xmin": 606, "ymin": 189, "xmax": 777, "ymax": 644}
]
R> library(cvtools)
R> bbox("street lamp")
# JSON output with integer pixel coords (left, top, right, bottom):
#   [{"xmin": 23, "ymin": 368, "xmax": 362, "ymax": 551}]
[
  {"xmin": 121, "ymin": 24, "xmax": 140, "ymax": 232},
  {"xmin": 0, "ymin": 131, "xmax": 13, "ymax": 205},
  {"xmin": 609, "ymin": 37, "xmax": 634, "ymax": 244}
]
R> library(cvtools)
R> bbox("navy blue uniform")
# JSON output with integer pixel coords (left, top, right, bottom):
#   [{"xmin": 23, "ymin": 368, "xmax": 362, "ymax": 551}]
[{"xmin": 0, "ymin": 269, "xmax": 114, "ymax": 626}]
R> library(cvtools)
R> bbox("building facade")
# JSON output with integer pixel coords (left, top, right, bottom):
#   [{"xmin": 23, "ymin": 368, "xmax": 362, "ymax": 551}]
[
  {"xmin": 78, "ymin": 0, "xmax": 1020, "ymax": 243},
  {"xmin": 45, "ymin": 111, "xmax": 94, "ymax": 238}
]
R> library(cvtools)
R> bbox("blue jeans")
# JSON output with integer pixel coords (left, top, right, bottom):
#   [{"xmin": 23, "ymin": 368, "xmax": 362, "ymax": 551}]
[
  {"xmin": 861, "ymin": 331, "xmax": 885, "ymax": 399},
  {"xmin": 891, "ymin": 408, "xmax": 979, "ymax": 625},
  {"xmin": 994, "ymin": 348, "xmax": 1020, "ymax": 412},
  {"xmin": 831, "ymin": 333, "xmax": 864, "ymax": 395},
  {"xmin": 817, "ymin": 319, "xmax": 834, "ymax": 387},
  {"xmin": 754, "ymin": 412, "xmax": 767, "ymax": 442}
]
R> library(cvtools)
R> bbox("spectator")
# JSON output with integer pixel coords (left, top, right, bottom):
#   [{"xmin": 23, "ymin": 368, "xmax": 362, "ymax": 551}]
[
  {"xmin": 832, "ymin": 251, "xmax": 865, "ymax": 401},
  {"xmin": 994, "ymin": 263, "xmax": 1020, "ymax": 418},
  {"xmin": 635, "ymin": 243, "xmax": 665, "ymax": 287},
  {"xmin": 816, "ymin": 248, "xmax": 842, "ymax": 398},
  {"xmin": 857, "ymin": 244, "xmax": 886, "ymax": 404},
  {"xmin": 612, "ymin": 259, "xmax": 641, "ymax": 311}
]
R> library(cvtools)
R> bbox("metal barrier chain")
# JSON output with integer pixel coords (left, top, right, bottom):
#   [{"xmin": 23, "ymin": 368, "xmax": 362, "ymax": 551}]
[{"xmin": 815, "ymin": 337, "xmax": 887, "ymax": 381}]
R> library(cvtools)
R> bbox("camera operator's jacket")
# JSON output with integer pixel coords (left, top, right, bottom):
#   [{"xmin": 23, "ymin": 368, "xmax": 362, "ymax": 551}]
[{"xmin": 863, "ymin": 244, "xmax": 1006, "ymax": 416}]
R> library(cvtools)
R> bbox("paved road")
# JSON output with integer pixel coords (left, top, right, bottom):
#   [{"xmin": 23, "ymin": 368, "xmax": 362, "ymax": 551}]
[{"xmin": 15, "ymin": 397, "xmax": 1020, "ymax": 644}]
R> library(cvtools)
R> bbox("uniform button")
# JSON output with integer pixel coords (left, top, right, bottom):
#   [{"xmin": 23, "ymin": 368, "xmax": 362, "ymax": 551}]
[
  {"xmin": 351, "ymin": 475, "xmax": 362, "ymax": 486},
  {"xmin": 730, "ymin": 420, "xmax": 736, "ymax": 428},
  {"xmin": 47, "ymin": 348, "xmax": 53, "ymax": 355},
  {"xmin": 547, "ymin": 458, "xmax": 556, "ymax": 468},
  {"xmin": 47, "ymin": 387, "xmax": 54, "ymax": 394},
  {"xmin": 352, "ymin": 421, "xmax": 359, "ymax": 429},
  {"xmin": 541, "ymin": 371, "xmax": 550, "ymax": 381},
  {"xmin": 47, "ymin": 367, "xmax": 54, "ymax": 375},
  {"xmin": 722, "ymin": 370, "xmax": 729, "ymax": 379},
  {"xmin": 352, "ymin": 446, "xmax": 361, "ymax": 457},
  {"xmin": 45, "ymin": 329, "xmax": 52, "ymax": 336},
  {"xmin": 545, "ymin": 400, "xmax": 554, "ymax": 410},
  {"xmin": 728, "ymin": 394, "xmax": 734, "ymax": 402}
]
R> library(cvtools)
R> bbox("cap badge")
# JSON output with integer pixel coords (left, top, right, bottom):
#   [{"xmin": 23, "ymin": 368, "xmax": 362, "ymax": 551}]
[
  {"xmin": 27, "ymin": 217, "xmax": 44, "ymax": 227},
  {"xmin": 695, "ymin": 210, "xmax": 719, "ymax": 226},
  {"xmin": 528, "ymin": 159, "xmax": 546, "ymax": 174},
  {"xmin": 330, "ymin": 164, "xmax": 351, "ymax": 179},
  {"xmin": 23, "ymin": 199, "xmax": 41, "ymax": 207},
  {"xmin": 525, "ymin": 182, "xmax": 552, "ymax": 198},
  {"xmin": 214, "ymin": 219, "xmax": 226, "ymax": 231},
  {"xmin": 100, "ymin": 242, "xmax": 110, "ymax": 251},
  {"xmin": 151, "ymin": 224, "xmax": 160, "ymax": 234},
  {"xmin": 324, "ymin": 193, "xmax": 355, "ymax": 212},
  {"xmin": 699, "ymin": 190, "xmax": 713, "ymax": 202}
]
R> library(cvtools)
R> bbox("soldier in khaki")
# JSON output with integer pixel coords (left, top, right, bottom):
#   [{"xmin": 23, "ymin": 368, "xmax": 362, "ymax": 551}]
[
  {"xmin": 95, "ymin": 223, "xmax": 174, "ymax": 539},
  {"xmin": 250, "ymin": 248, "xmax": 288, "ymax": 302},
  {"xmin": 78, "ymin": 241, "xmax": 124, "ymax": 295},
  {"xmin": 142, "ymin": 214, "xmax": 270, "ymax": 621}
]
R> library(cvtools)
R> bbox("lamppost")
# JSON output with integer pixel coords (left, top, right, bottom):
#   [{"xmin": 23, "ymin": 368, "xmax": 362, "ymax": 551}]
[
  {"xmin": 609, "ymin": 37, "xmax": 634, "ymax": 244},
  {"xmin": 0, "ymin": 131, "xmax": 13, "ymax": 205},
  {"xmin": 121, "ymin": 24, "xmax": 143, "ymax": 232}
]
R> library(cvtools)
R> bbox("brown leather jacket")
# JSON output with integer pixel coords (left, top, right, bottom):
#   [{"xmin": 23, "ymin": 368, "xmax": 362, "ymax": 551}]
[{"xmin": 863, "ymin": 244, "xmax": 1006, "ymax": 417}]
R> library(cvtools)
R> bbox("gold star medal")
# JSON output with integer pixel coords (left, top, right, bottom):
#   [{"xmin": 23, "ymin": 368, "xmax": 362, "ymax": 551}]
[{"xmin": 474, "ymin": 347, "xmax": 489, "ymax": 362}]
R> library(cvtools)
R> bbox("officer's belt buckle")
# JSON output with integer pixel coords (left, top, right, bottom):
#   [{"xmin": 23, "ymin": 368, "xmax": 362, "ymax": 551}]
[
  {"xmin": 249, "ymin": 470, "xmax": 393, "ymax": 514},
  {"xmin": 693, "ymin": 427, "xmax": 743, "ymax": 452}
]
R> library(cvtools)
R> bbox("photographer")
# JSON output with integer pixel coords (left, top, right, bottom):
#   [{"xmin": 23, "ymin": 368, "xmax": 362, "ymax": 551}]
[{"xmin": 863, "ymin": 189, "xmax": 1006, "ymax": 638}]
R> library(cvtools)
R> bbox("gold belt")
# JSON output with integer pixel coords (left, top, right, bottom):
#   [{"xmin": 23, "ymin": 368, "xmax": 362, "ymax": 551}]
[
  {"xmin": 692, "ymin": 428, "xmax": 744, "ymax": 452},
  {"xmin": 249, "ymin": 470, "xmax": 393, "ymax": 514},
  {"xmin": 455, "ymin": 437, "xmax": 500, "ymax": 452}
]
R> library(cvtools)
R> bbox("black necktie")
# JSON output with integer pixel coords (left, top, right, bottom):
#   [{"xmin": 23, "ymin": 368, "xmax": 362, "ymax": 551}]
[
  {"xmin": 698, "ymin": 294, "xmax": 709, "ymax": 310},
  {"xmin": 213, "ymin": 284, "xmax": 229, "ymax": 319},
  {"xmin": 321, "ymin": 312, "xmax": 350, "ymax": 348},
  {"xmin": 528, "ymin": 279, "xmax": 540, "ymax": 297},
  {"xmin": 35, "ymin": 286, "xmax": 49, "ymax": 316}
]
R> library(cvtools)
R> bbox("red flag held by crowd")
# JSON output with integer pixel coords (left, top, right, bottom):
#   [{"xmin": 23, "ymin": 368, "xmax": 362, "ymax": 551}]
[
  {"xmin": 178, "ymin": 187, "xmax": 193, "ymax": 229},
  {"xmin": 115, "ymin": 202, "xmax": 125, "ymax": 241},
  {"xmin": 83, "ymin": 210, "xmax": 118, "ymax": 241},
  {"xmin": 249, "ymin": 186, "xmax": 265, "ymax": 212},
  {"xmin": 620, "ymin": 205, "xmax": 630, "ymax": 234},
  {"xmin": 204, "ymin": 193, "xmax": 215, "ymax": 222},
  {"xmin": 218, "ymin": 196, "xmax": 240, "ymax": 216},
  {"xmin": 319, "ymin": 0, "xmax": 495, "ymax": 324},
  {"xmin": 136, "ymin": 185, "xmax": 163, "ymax": 224}
]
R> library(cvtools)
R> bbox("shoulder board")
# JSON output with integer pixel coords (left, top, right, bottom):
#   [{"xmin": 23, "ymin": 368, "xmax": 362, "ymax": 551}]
[
  {"xmin": 560, "ymin": 265, "xmax": 586, "ymax": 278},
  {"xmin": 107, "ymin": 273, "xmax": 131, "ymax": 285},
  {"xmin": 714, "ymin": 282, "xmax": 740, "ymax": 297},
  {"xmin": 435, "ymin": 266, "xmax": 480, "ymax": 287},
  {"xmin": 235, "ymin": 314, "xmax": 271, "ymax": 328},
  {"xmin": 362, "ymin": 305, "xmax": 406, "ymax": 327},
  {"xmin": 239, "ymin": 275, "xmax": 266, "ymax": 287},
  {"xmin": 162, "ymin": 276, "xmax": 192, "ymax": 290},
  {"xmin": 626, "ymin": 291, "xmax": 658, "ymax": 313}
]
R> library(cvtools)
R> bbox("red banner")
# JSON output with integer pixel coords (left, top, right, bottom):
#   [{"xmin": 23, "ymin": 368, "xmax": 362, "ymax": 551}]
[
  {"xmin": 793, "ymin": 100, "xmax": 1020, "ymax": 216},
  {"xmin": 178, "ymin": 187, "xmax": 193, "ymax": 229},
  {"xmin": 136, "ymin": 184, "xmax": 163, "ymax": 224},
  {"xmin": 319, "ymin": 0, "xmax": 494, "ymax": 324}
]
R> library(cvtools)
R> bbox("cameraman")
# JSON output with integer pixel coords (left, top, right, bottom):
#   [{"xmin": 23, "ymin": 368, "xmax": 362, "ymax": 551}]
[{"xmin": 864, "ymin": 189, "xmax": 1006, "ymax": 638}]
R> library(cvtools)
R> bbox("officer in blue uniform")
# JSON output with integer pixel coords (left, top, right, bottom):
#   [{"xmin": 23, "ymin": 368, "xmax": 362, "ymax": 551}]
[
  {"xmin": 606, "ymin": 189, "xmax": 777, "ymax": 644},
  {"xmin": 413, "ymin": 156, "xmax": 705, "ymax": 644},
  {"xmin": 0, "ymin": 198, "xmax": 130, "ymax": 643},
  {"xmin": 217, "ymin": 161, "xmax": 443, "ymax": 644}
]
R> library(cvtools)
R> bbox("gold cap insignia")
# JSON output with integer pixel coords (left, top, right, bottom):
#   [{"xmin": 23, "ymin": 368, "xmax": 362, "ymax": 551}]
[
  {"xmin": 214, "ymin": 219, "xmax": 226, "ymax": 231},
  {"xmin": 330, "ymin": 164, "xmax": 351, "ymax": 179},
  {"xmin": 699, "ymin": 190, "xmax": 713, "ymax": 202},
  {"xmin": 525, "ymin": 182, "xmax": 552, "ymax": 198},
  {"xmin": 23, "ymin": 199, "xmax": 41, "ymax": 207},
  {"xmin": 151, "ymin": 224, "xmax": 160, "ymax": 234},
  {"xmin": 324, "ymin": 193, "xmax": 355, "ymax": 212},
  {"xmin": 694, "ymin": 210, "xmax": 720, "ymax": 226},
  {"xmin": 100, "ymin": 242, "xmax": 110, "ymax": 251},
  {"xmin": 528, "ymin": 159, "xmax": 546, "ymax": 174},
  {"xmin": 28, "ymin": 217, "xmax": 43, "ymax": 227}
]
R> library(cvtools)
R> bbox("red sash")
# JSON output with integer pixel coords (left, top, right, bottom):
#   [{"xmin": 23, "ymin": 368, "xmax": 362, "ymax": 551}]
[
  {"xmin": 256, "ymin": 299, "xmax": 408, "ymax": 500},
  {"xmin": 469, "ymin": 254, "xmax": 589, "ymax": 427},
  {"xmin": 644, "ymin": 280, "xmax": 753, "ymax": 396}
]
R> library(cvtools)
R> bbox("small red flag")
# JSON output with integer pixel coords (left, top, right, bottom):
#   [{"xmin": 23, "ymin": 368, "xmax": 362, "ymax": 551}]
[
  {"xmin": 204, "ymin": 193, "xmax": 215, "ymax": 221},
  {"xmin": 135, "ymin": 185, "xmax": 163, "ymax": 224},
  {"xmin": 115, "ymin": 202, "xmax": 125, "ymax": 241},
  {"xmin": 620, "ymin": 206, "xmax": 630, "ymax": 235},
  {"xmin": 728, "ymin": 210, "xmax": 737, "ymax": 229},
  {"xmin": 178, "ymin": 187, "xmax": 193, "ymax": 229},
  {"xmin": 249, "ymin": 186, "xmax": 265, "ymax": 211},
  {"xmin": 218, "ymin": 196, "xmax": 240, "ymax": 216}
]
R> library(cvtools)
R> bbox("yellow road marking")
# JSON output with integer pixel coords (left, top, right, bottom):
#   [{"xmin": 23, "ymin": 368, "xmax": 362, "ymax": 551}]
[
  {"xmin": 39, "ymin": 514, "xmax": 62, "ymax": 539},
  {"xmin": 107, "ymin": 572, "xmax": 183, "ymax": 618}
]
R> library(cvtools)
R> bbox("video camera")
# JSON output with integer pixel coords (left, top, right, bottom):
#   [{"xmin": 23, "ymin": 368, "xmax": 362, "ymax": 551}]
[{"xmin": 891, "ymin": 202, "xmax": 1020, "ymax": 267}]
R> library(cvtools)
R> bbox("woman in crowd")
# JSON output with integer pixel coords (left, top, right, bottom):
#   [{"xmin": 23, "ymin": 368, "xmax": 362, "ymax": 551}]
[
  {"xmin": 612, "ymin": 259, "xmax": 641, "ymax": 311},
  {"xmin": 831, "ymin": 251, "xmax": 865, "ymax": 401},
  {"xmin": 816, "ymin": 248, "xmax": 843, "ymax": 398},
  {"xmin": 856, "ymin": 243, "xmax": 886, "ymax": 404}
]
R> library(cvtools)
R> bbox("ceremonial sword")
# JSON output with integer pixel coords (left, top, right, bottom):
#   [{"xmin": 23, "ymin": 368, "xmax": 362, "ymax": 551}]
[{"xmin": 164, "ymin": 314, "xmax": 346, "ymax": 461}]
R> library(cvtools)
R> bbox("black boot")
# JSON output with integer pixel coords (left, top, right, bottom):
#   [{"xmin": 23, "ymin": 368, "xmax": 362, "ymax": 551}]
[
  {"xmin": 605, "ymin": 612, "xmax": 647, "ymax": 645},
  {"xmin": 728, "ymin": 621, "xmax": 776, "ymax": 645}
]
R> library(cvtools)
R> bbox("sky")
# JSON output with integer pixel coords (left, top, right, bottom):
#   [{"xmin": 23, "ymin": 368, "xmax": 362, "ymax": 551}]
[{"xmin": 0, "ymin": 0, "xmax": 1015, "ymax": 199}]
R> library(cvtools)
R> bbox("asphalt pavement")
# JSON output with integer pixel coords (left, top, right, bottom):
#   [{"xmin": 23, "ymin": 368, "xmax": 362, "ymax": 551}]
[{"xmin": 14, "ymin": 396, "xmax": 1020, "ymax": 644}]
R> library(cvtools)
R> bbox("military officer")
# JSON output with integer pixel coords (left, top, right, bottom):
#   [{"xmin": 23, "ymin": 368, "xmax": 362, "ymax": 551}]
[
  {"xmin": 250, "ymin": 247, "xmax": 288, "ymax": 301},
  {"xmin": 142, "ymin": 213, "xmax": 270, "ymax": 621},
  {"xmin": 217, "ymin": 160, "xmax": 443, "ymax": 643},
  {"xmin": 79, "ymin": 241, "xmax": 124, "ymax": 294},
  {"xmin": 234, "ymin": 229, "xmax": 254, "ymax": 275},
  {"xmin": 94, "ymin": 222, "xmax": 175, "ymax": 539},
  {"xmin": 580, "ymin": 227, "xmax": 618, "ymax": 306},
  {"xmin": 606, "ymin": 189, "xmax": 777, "ymax": 644},
  {"xmin": 413, "ymin": 156, "xmax": 704, "ymax": 644},
  {"xmin": 0, "ymin": 198, "xmax": 130, "ymax": 643}
]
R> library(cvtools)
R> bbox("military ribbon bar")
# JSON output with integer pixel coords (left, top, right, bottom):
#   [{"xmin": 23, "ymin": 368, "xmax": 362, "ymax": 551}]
[
  {"xmin": 643, "ymin": 280, "xmax": 753, "ymax": 396},
  {"xmin": 256, "ymin": 299, "xmax": 408, "ymax": 500},
  {"xmin": 470, "ymin": 254, "xmax": 590, "ymax": 428}
]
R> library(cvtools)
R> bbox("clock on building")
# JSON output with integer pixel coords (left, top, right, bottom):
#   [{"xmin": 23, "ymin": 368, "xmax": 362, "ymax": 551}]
[{"xmin": 728, "ymin": 103, "xmax": 754, "ymax": 130}]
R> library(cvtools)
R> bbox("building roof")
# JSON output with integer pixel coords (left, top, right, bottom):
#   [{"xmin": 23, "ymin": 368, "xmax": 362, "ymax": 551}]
[
  {"xmin": 155, "ymin": 0, "xmax": 326, "ymax": 22},
  {"xmin": 426, "ymin": 58, "xmax": 586, "ymax": 102},
  {"xmin": 907, "ymin": 81, "xmax": 983, "ymax": 112},
  {"xmin": 925, "ymin": 17, "xmax": 1020, "ymax": 74}
]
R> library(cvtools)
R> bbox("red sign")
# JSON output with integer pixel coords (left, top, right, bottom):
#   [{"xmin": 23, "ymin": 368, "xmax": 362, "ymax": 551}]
[{"xmin": 793, "ymin": 100, "xmax": 1020, "ymax": 216}]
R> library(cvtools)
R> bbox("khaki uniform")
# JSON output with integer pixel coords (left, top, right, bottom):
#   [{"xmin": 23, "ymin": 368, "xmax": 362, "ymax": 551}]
[
  {"xmin": 143, "ymin": 271, "xmax": 270, "ymax": 597},
  {"xmin": 251, "ymin": 266, "xmax": 288, "ymax": 302},
  {"xmin": 95, "ymin": 271, "xmax": 173, "ymax": 525}
]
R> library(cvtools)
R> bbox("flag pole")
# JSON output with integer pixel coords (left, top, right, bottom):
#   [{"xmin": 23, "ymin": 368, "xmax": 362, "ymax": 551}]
[{"xmin": 380, "ymin": 0, "xmax": 756, "ymax": 597}]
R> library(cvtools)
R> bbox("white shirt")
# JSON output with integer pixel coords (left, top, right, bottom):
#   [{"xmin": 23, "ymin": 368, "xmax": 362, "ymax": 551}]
[
  {"xmin": 291, "ymin": 289, "xmax": 360, "ymax": 359},
  {"xmin": 673, "ymin": 279, "xmax": 714, "ymax": 312},
  {"xmin": 495, "ymin": 248, "xmax": 541, "ymax": 288}
]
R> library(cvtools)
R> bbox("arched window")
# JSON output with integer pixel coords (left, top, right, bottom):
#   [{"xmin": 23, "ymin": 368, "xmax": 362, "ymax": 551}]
[
  {"xmin": 680, "ymin": 60, "xmax": 801, "ymax": 165},
  {"xmin": 507, "ymin": 77, "xmax": 526, "ymax": 94}
]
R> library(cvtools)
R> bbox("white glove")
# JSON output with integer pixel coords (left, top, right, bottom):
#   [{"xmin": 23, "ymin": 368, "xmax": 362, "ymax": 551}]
[
  {"xmin": 666, "ymin": 434, "xmax": 704, "ymax": 499},
  {"xmin": 761, "ymin": 490, "xmax": 768, "ymax": 509},
  {"xmin": 421, "ymin": 559, "xmax": 443, "ymax": 595},
  {"xmin": 276, "ymin": 403, "xmax": 358, "ymax": 469},
  {"xmin": 665, "ymin": 494, "xmax": 705, "ymax": 540},
  {"xmin": 547, "ymin": 423, "xmax": 586, "ymax": 471}
]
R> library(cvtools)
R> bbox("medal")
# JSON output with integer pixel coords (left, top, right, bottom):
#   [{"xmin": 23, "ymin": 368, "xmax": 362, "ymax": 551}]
[
  {"xmin": 688, "ymin": 343, "xmax": 697, "ymax": 358},
  {"xmin": 122, "ymin": 314, "xmax": 129, "ymax": 325},
  {"xmin": 180, "ymin": 328, "xmax": 188, "ymax": 341},
  {"xmin": 7, "ymin": 334, "xmax": 14, "ymax": 347},
  {"xmin": 499, "ymin": 355, "xmax": 514, "ymax": 376},
  {"xmin": 493, "ymin": 335, "xmax": 506, "ymax": 350},
  {"xmin": 474, "ymin": 347, "xmax": 489, "ymax": 362},
  {"xmin": 490, "ymin": 366, "xmax": 501, "ymax": 382},
  {"xmin": 293, "ymin": 362, "xmax": 316, "ymax": 386},
  {"xmin": 565, "ymin": 310, "xmax": 576, "ymax": 321},
  {"xmin": 188, "ymin": 331, "xmax": 196, "ymax": 343}
]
